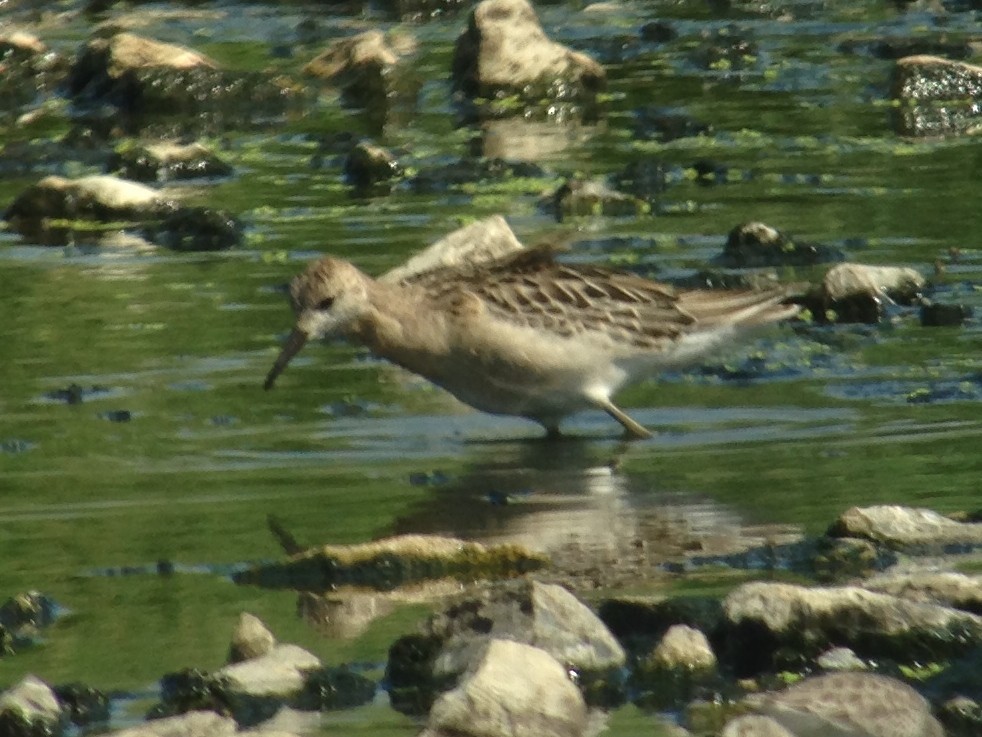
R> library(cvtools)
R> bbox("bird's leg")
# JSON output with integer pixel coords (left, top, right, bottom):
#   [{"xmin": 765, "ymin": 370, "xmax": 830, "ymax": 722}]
[
  {"xmin": 595, "ymin": 399, "xmax": 653, "ymax": 440},
  {"xmin": 542, "ymin": 423, "xmax": 563, "ymax": 441}
]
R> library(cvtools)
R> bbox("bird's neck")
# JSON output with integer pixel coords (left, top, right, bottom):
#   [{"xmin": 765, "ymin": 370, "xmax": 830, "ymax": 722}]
[{"xmin": 348, "ymin": 282, "xmax": 451, "ymax": 372}]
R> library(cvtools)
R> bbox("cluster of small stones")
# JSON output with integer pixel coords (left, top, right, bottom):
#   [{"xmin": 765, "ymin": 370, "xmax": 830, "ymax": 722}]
[{"xmin": 7, "ymin": 502, "xmax": 982, "ymax": 735}]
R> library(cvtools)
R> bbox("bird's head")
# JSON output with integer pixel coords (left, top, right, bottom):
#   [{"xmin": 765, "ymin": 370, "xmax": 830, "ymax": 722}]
[{"xmin": 264, "ymin": 258, "xmax": 369, "ymax": 390}]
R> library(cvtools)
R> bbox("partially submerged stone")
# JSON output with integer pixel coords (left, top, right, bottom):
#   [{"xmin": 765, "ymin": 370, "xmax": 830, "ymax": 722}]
[
  {"xmin": 0, "ymin": 676, "xmax": 64, "ymax": 737},
  {"xmin": 304, "ymin": 30, "xmax": 417, "ymax": 108},
  {"xmin": 68, "ymin": 32, "xmax": 298, "ymax": 130},
  {"xmin": 744, "ymin": 672, "xmax": 943, "ymax": 737},
  {"xmin": 822, "ymin": 263, "xmax": 925, "ymax": 303},
  {"xmin": 547, "ymin": 177, "xmax": 644, "ymax": 221},
  {"xmin": 419, "ymin": 639, "xmax": 587, "ymax": 737},
  {"xmin": 387, "ymin": 580, "xmax": 624, "ymax": 714},
  {"xmin": 829, "ymin": 505, "xmax": 982, "ymax": 551},
  {"xmin": 155, "ymin": 617, "xmax": 324, "ymax": 726},
  {"xmin": 452, "ymin": 0, "xmax": 605, "ymax": 112},
  {"xmin": 716, "ymin": 221, "xmax": 845, "ymax": 268},
  {"xmin": 722, "ymin": 580, "xmax": 982, "ymax": 667},
  {"xmin": 891, "ymin": 55, "xmax": 982, "ymax": 136},
  {"xmin": 10, "ymin": 173, "xmax": 163, "ymax": 217},
  {"xmin": 381, "ymin": 215, "xmax": 525, "ymax": 284},
  {"xmin": 812, "ymin": 262, "xmax": 925, "ymax": 323},
  {"xmin": 110, "ymin": 141, "xmax": 233, "ymax": 182},
  {"xmin": 647, "ymin": 624, "xmax": 717, "ymax": 672},
  {"xmin": 634, "ymin": 624, "xmax": 719, "ymax": 710},
  {"xmin": 343, "ymin": 141, "xmax": 403, "ymax": 190},
  {"xmin": 4, "ymin": 174, "xmax": 168, "ymax": 233},
  {"xmin": 233, "ymin": 533, "xmax": 548, "ymax": 591}
]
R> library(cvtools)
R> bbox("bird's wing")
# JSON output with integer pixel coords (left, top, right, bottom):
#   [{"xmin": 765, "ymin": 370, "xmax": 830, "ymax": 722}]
[{"xmin": 408, "ymin": 245, "xmax": 697, "ymax": 347}]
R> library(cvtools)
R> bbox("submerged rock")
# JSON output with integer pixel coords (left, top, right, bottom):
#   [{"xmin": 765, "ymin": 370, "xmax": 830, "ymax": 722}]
[
  {"xmin": 233, "ymin": 534, "xmax": 547, "ymax": 591},
  {"xmin": 740, "ymin": 672, "xmax": 943, "ymax": 737},
  {"xmin": 141, "ymin": 206, "xmax": 242, "ymax": 252},
  {"xmin": 451, "ymin": 0, "xmax": 605, "ymax": 113},
  {"xmin": 891, "ymin": 55, "xmax": 982, "ymax": 137},
  {"xmin": 419, "ymin": 639, "xmax": 587, "ymax": 737},
  {"xmin": 920, "ymin": 301, "xmax": 972, "ymax": 327}
]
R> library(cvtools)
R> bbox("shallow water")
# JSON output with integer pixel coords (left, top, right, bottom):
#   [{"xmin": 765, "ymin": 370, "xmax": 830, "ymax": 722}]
[{"xmin": 2, "ymin": 0, "xmax": 982, "ymax": 732}]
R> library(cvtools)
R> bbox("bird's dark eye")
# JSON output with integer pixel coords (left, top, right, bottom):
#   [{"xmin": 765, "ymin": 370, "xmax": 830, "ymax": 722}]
[{"xmin": 315, "ymin": 297, "xmax": 335, "ymax": 310}]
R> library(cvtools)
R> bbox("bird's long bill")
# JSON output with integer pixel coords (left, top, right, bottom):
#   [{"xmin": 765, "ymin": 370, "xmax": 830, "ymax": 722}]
[{"xmin": 263, "ymin": 327, "xmax": 309, "ymax": 390}]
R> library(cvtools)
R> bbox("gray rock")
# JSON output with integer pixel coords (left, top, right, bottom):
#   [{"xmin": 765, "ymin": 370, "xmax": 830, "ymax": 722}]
[
  {"xmin": 815, "ymin": 646, "xmax": 867, "ymax": 672},
  {"xmin": 74, "ymin": 32, "xmax": 218, "ymax": 78},
  {"xmin": 452, "ymin": 0, "xmax": 605, "ymax": 103},
  {"xmin": 429, "ymin": 580, "xmax": 626, "ymax": 679},
  {"xmin": 218, "ymin": 643, "xmax": 321, "ymax": 698},
  {"xmin": 744, "ymin": 672, "xmax": 943, "ymax": 737},
  {"xmin": 723, "ymin": 580, "xmax": 982, "ymax": 662},
  {"xmin": 420, "ymin": 639, "xmax": 587, "ymax": 737},
  {"xmin": 648, "ymin": 624, "xmax": 716, "ymax": 672},
  {"xmin": 0, "ymin": 676, "xmax": 64, "ymax": 737},
  {"xmin": 227, "ymin": 612, "xmax": 277, "ymax": 664},
  {"xmin": 829, "ymin": 505, "xmax": 982, "ymax": 551}
]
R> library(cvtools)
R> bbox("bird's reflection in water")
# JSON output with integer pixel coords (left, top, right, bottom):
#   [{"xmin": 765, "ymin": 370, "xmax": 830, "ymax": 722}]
[{"xmin": 297, "ymin": 438, "xmax": 799, "ymax": 638}]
